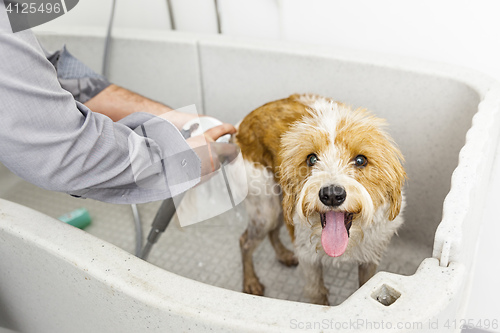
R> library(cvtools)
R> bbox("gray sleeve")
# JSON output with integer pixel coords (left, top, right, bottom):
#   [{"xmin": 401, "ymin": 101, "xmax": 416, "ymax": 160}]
[{"xmin": 0, "ymin": 21, "xmax": 201, "ymax": 204}]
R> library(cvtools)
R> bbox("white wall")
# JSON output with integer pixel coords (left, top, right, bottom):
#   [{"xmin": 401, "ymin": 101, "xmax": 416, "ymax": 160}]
[
  {"xmin": 34, "ymin": 0, "xmax": 500, "ymax": 82},
  {"xmin": 170, "ymin": 0, "xmax": 218, "ymax": 33},
  {"xmin": 279, "ymin": 0, "xmax": 500, "ymax": 81},
  {"xmin": 35, "ymin": 0, "xmax": 172, "ymax": 31},
  {"xmin": 217, "ymin": 0, "xmax": 281, "ymax": 39}
]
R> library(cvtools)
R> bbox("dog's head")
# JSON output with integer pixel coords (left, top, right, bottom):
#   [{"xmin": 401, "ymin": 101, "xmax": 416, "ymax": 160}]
[{"xmin": 278, "ymin": 100, "xmax": 406, "ymax": 257}]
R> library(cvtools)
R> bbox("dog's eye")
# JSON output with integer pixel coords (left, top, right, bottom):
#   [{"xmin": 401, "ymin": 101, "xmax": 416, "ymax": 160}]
[
  {"xmin": 306, "ymin": 154, "xmax": 318, "ymax": 167},
  {"xmin": 354, "ymin": 155, "xmax": 368, "ymax": 167}
]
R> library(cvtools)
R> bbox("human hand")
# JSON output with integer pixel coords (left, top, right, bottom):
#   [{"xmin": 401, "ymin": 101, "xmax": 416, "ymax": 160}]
[
  {"xmin": 186, "ymin": 123, "xmax": 236, "ymax": 147},
  {"xmin": 159, "ymin": 110, "xmax": 199, "ymax": 129},
  {"xmin": 186, "ymin": 124, "xmax": 237, "ymax": 179}
]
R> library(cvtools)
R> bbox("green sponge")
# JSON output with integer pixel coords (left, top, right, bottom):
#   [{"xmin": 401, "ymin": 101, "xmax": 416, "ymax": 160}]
[{"xmin": 58, "ymin": 208, "xmax": 92, "ymax": 229}]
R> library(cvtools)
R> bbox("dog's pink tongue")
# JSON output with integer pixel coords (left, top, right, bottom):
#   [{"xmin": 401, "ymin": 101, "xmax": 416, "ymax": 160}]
[{"xmin": 321, "ymin": 211, "xmax": 348, "ymax": 257}]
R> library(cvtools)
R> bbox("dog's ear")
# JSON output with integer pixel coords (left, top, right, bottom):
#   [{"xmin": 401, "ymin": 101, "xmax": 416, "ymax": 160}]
[
  {"xmin": 388, "ymin": 187, "xmax": 402, "ymax": 221},
  {"xmin": 386, "ymin": 151, "xmax": 406, "ymax": 221},
  {"xmin": 281, "ymin": 183, "xmax": 297, "ymax": 226}
]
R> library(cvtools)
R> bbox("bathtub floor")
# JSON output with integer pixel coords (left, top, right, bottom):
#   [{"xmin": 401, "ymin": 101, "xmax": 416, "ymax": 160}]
[{"xmin": 0, "ymin": 165, "xmax": 430, "ymax": 306}]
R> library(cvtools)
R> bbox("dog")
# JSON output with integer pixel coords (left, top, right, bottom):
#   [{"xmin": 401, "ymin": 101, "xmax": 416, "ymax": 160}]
[{"xmin": 236, "ymin": 94, "xmax": 406, "ymax": 305}]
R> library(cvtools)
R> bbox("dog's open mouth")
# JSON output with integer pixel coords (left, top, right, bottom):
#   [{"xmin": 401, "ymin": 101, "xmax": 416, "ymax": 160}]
[{"xmin": 319, "ymin": 212, "xmax": 353, "ymax": 258}]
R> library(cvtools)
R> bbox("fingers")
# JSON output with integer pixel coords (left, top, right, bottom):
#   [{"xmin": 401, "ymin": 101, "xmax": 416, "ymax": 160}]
[
  {"xmin": 185, "ymin": 123, "xmax": 236, "ymax": 148},
  {"xmin": 209, "ymin": 142, "xmax": 240, "ymax": 164},
  {"xmin": 191, "ymin": 144, "xmax": 220, "ymax": 178},
  {"xmin": 189, "ymin": 142, "xmax": 240, "ymax": 181},
  {"xmin": 186, "ymin": 135, "xmax": 208, "ymax": 149},
  {"xmin": 203, "ymin": 123, "xmax": 236, "ymax": 142},
  {"xmin": 185, "ymin": 122, "xmax": 238, "ymax": 183}
]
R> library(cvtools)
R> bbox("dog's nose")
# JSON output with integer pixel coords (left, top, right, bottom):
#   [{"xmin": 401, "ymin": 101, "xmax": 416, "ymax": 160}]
[{"xmin": 319, "ymin": 185, "xmax": 346, "ymax": 207}]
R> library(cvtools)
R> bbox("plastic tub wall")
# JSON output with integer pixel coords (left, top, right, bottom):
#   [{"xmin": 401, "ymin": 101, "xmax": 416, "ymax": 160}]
[{"xmin": 1, "ymin": 29, "xmax": 499, "ymax": 332}]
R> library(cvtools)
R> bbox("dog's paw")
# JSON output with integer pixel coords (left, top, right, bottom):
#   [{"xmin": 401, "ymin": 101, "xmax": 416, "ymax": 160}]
[
  {"xmin": 243, "ymin": 278, "xmax": 265, "ymax": 296},
  {"xmin": 277, "ymin": 250, "xmax": 299, "ymax": 267},
  {"xmin": 306, "ymin": 286, "xmax": 330, "ymax": 306},
  {"xmin": 311, "ymin": 294, "xmax": 330, "ymax": 306}
]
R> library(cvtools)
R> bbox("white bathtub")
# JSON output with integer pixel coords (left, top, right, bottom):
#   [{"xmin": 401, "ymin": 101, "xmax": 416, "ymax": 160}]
[{"xmin": 1, "ymin": 28, "xmax": 500, "ymax": 332}]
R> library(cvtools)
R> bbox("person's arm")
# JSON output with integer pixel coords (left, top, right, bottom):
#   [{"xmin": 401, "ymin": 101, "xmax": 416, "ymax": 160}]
[
  {"xmin": 84, "ymin": 84, "xmax": 174, "ymax": 122},
  {"xmin": 44, "ymin": 46, "xmax": 200, "ymax": 130},
  {"xmin": 84, "ymin": 84, "xmax": 236, "ymax": 177},
  {"xmin": 83, "ymin": 84, "xmax": 235, "ymax": 139},
  {"xmin": 83, "ymin": 83, "xmax": 236, "ymax": 169},
  {"xmin": 44, "ymin": 45, "xmax": 236, "ymax": 146},
  {"xmin": 45, "ymin": 44, "xmax": 236, "ymax": 181},
  {"xmin": 0, "ymin": 25, "xmax": 205, "ymax": 203}
]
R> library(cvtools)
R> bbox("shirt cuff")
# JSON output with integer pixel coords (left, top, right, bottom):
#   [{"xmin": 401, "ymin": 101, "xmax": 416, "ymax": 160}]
[{"xmin": 69, "ymin": 112, "xmax": 201, "ymax": 204}]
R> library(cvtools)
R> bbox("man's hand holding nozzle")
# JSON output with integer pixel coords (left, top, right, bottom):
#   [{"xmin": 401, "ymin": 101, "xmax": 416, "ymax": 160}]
[{"xmin": 186, "ymin": 123, "xmax": 239, "ymax": 182}]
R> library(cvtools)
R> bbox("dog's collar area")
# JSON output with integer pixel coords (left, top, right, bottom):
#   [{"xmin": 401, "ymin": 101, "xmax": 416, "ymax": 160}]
[{"xmin": 320, "ymin": 212, "xmax": 353, "ymax": 237}]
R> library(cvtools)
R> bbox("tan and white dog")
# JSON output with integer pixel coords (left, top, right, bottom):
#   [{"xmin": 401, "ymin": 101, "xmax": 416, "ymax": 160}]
[{"xmin": 236, "ymin": 94, "xmax": 406, "ymax": 305}]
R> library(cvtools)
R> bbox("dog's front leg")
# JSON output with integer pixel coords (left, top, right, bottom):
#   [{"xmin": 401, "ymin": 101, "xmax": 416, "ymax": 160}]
[
  {"xmin": 240, "ymin": 228, "xmax": 266, "ymax": 296},
  {"xmin": 299, "ymin": 257, "xmax": 329, "ymax": 305},
  {"xmin": 358, "ymin": 262, "xmax": 377, "ymax": 287}
]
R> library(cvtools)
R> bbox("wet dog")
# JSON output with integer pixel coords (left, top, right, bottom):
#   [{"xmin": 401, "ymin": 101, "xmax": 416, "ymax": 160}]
[{"xmin": 236, "ymin": 94, "xmax": 406, "ymax": 305}]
